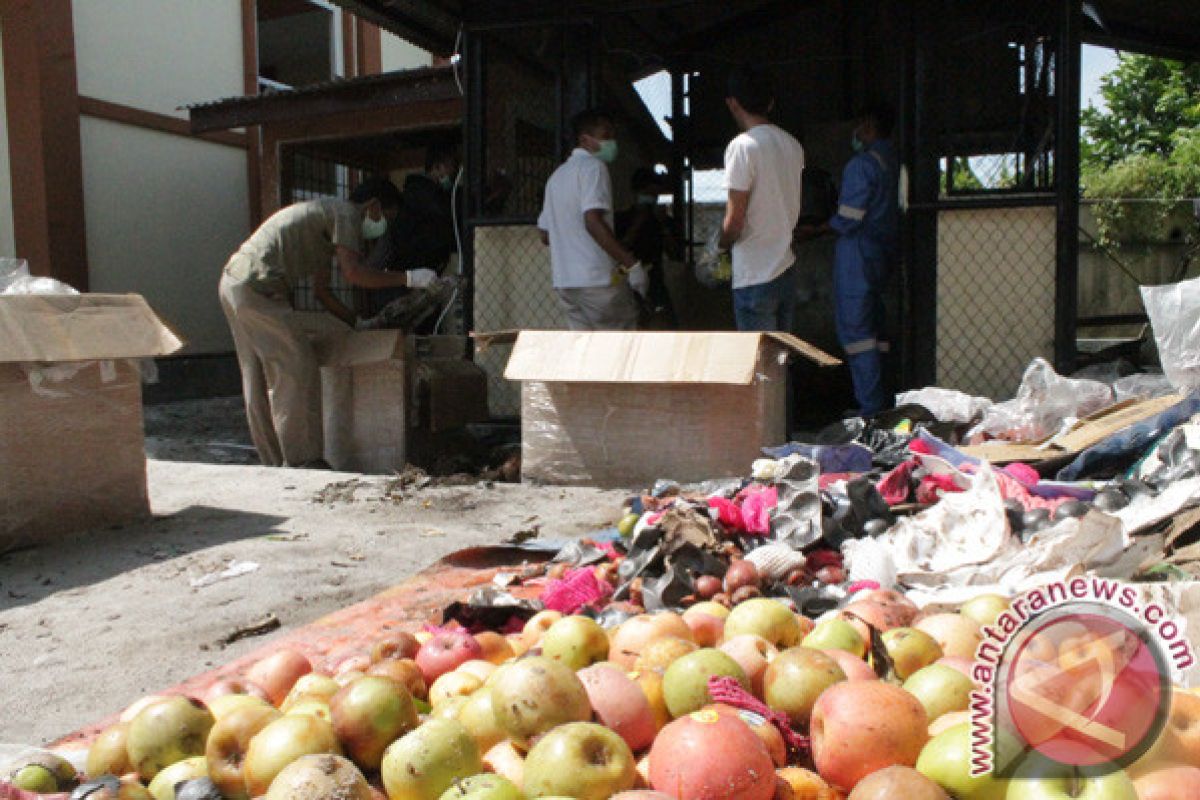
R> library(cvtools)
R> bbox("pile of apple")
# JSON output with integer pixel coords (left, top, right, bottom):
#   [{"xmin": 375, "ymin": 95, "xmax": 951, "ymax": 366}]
[{"xmin": 9, "ymin": 589, "xmax": 1200, "ymax": 800}]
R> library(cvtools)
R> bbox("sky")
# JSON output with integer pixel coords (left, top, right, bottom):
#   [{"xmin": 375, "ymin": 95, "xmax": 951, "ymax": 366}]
[{"xmin": 1082, "ymin": 44, "xmax": 1121, "ymax": 111}]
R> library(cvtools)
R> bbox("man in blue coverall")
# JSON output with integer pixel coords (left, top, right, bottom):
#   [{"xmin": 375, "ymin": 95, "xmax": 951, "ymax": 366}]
[{"xmin": 827, "ymin": 105, "xmax": 900, "ymax": 417}]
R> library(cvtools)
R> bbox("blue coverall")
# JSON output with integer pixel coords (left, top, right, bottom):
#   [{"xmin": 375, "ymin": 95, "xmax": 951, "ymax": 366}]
[{"xmin": 829, "ymin": 139, "xmax": 899, "ymax": 416}]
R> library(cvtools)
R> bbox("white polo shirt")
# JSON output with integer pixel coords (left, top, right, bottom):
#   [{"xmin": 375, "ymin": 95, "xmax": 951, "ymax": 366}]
[
  {"xmin": 724, "ymin": 123, "xmax": 806, "ymax": 289},
  {"xmin": 538, "ymin": 148, "xmax": 615, "ymax": 289}
]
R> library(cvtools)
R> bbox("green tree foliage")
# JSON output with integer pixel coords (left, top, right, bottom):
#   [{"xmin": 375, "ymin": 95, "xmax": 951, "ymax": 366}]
[
  {"xmin": 1082, "ymin": 53, "xmax": 1200, "ymax": 245},
  {"xmin": 1082, "ymin": 54, "xmax": 1200, "ymax": 171}
]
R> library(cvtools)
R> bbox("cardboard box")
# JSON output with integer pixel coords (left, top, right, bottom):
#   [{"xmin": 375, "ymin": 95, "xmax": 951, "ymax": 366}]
[
  {"xmin": 0, "ymin": 294, "xmax": 181, "ymax": 548},
  {"xmin": 319, "ymin": 333, "xmax": 487, "ymax": 473},
  {"xmin": 494, "ymin": 331, "xmax": 840, "ymax": 488}
]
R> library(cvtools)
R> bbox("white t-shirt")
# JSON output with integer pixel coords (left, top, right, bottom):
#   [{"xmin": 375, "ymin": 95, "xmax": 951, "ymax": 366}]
[
  {"xmin": 538, "ymin": 148, "xmax": 615, "ymax": 289},
  {"xmin": 724, "ymin": 124, "xmax": 806, "ymax": 289}
]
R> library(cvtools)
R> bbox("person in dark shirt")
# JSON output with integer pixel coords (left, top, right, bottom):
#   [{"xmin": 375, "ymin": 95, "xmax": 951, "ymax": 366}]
[
  {"xmin": 615, "ymin": 167, "xmax": 682, "ymax": 328},
  {"xmin": 365, "ymin": 144, "xmax": 461, "ymax": 317}
]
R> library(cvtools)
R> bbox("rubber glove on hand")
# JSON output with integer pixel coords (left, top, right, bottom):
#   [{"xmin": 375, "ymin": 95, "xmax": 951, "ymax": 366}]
[
  {"xmin": 406, "ymin": 268, "xmax": 438, "ymax": 289},
  {"xmin": 627, "ymin": 262, "xmax": 649, "ymax": 298}
]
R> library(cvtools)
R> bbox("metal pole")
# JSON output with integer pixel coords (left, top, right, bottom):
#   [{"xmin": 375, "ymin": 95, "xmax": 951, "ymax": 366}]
[
  {"xmin": 462, "ymin": 29, "xmax": 486, "ymax": 334},
  {"xmin": 1055, "ymin": 0, "xmax": 1082, "ymax": 374}
]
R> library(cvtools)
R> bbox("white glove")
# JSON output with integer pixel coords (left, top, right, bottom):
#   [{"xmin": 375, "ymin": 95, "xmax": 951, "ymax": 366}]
[
  {"xmin": 627, "ymin": 262, "xmax": 649, "ymax": 298},
  {"xmin": 406, "ymin": 268, "xmax": 437, "ymax": 289}
]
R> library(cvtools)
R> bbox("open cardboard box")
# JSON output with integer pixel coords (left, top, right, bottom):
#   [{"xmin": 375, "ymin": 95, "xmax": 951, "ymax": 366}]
[
  {"xmin": 0, "ymin": 294, "xmax": 181, "ymax": 547},
  {"xmin": 477, "ymin": 330, "xmax": 840, "ymax": 488}
]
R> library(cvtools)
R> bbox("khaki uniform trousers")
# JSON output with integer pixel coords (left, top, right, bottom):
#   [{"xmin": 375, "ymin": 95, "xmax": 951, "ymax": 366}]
[
  {"xmin": 218, "ymin": 265, "xmax": 323, "ymax": 467},
  {"xmin": 555, "ymin": 285, "xmax": 639, "ymax": 331}
]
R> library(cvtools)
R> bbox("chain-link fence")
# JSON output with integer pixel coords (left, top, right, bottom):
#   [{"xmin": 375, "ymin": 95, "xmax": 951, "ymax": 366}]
[{"xmin": 283, "ymin": 148, "xmax": 362, "ymax": 314}]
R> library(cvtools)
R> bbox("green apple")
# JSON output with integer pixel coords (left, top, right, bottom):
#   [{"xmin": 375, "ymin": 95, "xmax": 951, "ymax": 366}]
[
  {"xmin": 489, "ymin": 656, "xmax": 592, "ymax": 747},
  {"xmin": 803, "ymin": 618, "xmax": 867, "ymax": 658},
  {"xmin": 916, "ymin": 723, "xmax": 1007, "ymax": 800},
  {"xmin": 522, "ymin": 722, "xmax": 637, "ymax": 800},
  {"xmin": 540, "ymin": 615, "xmax": 611, "ymax": 671},
  {"xmin": 959, "ymin": 594, "xmax": 1011, "ymax": 628},
  {"xmin": 456, "ymin": 688, "xmax": 508, "ymax": 753},
  {"xmin": 661, "ymin": 648, "xmax": 749, "ymax": 718},
  {"xmin": 381, "ymin": 718, "xmax": 482, "ymax": 800},
  {"xmin": 147, "ymin": 757, "xmax": 208, "ymax": 800},
  {"xmin": 1006, "ymin": 753, "xmax": 1137, "ymax": 800},
  {"xmin": 763, "ymin": 646, "xmax": 847, "ymax": 726},
  {"xmin": 330, "ymin": 675, "xmax": 419, "ymax": 771},
  {"xmin": 723, "ymin": 598, "xmax": 802, "ymax": 648},
  {"xmin": 438, "ymin": 773, "xmax": 524, "ymax": 800},
  {"xmin": 882, "ymin": 627, "xmax": 945, "ymax": 680},
  {"xmin": 10, "ymin": 765, "xmax": 58, "ymax": 794},
  {"xmin": 904, "ymin": 664, "xmax": 974, "ymax": 722}
]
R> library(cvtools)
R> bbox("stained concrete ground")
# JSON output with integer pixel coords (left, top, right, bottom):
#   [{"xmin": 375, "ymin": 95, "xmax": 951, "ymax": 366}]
[{"xmin": 0, "ymin": 398, "xmax": 626, "ymax": 746}]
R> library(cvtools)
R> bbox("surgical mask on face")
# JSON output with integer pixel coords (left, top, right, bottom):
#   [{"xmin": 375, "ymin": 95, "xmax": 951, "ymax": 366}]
[
  {"xmin": 851, "ymin": 133, "xmax": 866, "ymax": 153},
  {"xmin": 594, "ymin": 139, "xmax": 619, "ymax": 163},
  {"xmin": 362, "ymin": 214, "xmax": 388, "ymax": 240}
]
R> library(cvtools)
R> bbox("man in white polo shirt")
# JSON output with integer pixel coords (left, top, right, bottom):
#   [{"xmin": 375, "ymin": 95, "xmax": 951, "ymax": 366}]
[
  {"xmin": 538, "ymin": 110, "xmax": 648, "ymax": 330},
  {"xmin": 718, "ymin": 65, "xmax": 806, "ymax": 332}
]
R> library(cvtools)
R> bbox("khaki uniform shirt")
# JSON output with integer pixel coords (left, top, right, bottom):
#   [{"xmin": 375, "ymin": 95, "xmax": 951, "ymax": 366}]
[{"xmin": 226, "ymin": 198, "xmax": 363, "ymax": 289}]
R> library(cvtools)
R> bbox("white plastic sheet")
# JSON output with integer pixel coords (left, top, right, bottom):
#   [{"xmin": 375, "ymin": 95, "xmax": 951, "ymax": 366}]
[
  {"xmin": 895, "ymin": 386, "xmax": 992, "ymax": 424},
  {"xmin": 0, "ymin": 259, "xmax": 78, "ymax": 296},
  {"xmin": 1143, "ymin": 275, "xmax": 1200, "ymax": 394},
  {"xmin": 968, "ymin": 358, "xmax": 1114, "ymax": 442}
]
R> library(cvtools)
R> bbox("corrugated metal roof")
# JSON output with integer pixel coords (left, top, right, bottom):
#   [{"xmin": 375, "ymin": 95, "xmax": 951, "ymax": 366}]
[{"xmin": 185, "ymin": 65, "xmax": 455, "ymax": 113}]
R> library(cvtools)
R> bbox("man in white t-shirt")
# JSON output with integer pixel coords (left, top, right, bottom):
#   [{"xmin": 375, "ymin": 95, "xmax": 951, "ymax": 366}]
[
  {"xmin": 538, "ymin": 110, "xmax": 648, "ymax": 330},
  {"xmin": 718, "ymin": 66, "xmax": 806, "ymax": 332}
]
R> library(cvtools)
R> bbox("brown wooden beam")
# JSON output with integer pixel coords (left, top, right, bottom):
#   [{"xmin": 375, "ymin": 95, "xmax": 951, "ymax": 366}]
[
  {"xmin": 341, "ymin": 7, "xmax": 357, "ymax": 77},
  {"xmin": 262, "ymin": 97, "xmax": 461, "ymax": 143},
  {"xmin": 242, "ymin": 0, "xmax": 263, "ymax": 228},
  {"xmin": 78, "ymin": 96, "xmax": 249, "ymax": 149},
  {"xmin": 356, "ymin": 18, "xmax": 383, "ymax": 75},
  {"xmin": 0, "ymin": 0, "xmax": 88, "ymax": 289}
]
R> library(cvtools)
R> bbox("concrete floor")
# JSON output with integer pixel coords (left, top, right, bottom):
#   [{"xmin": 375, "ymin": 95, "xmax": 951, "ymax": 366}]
[{"xmin": 0, "ymin": 399, "xmax": 626, "ymax": 746}]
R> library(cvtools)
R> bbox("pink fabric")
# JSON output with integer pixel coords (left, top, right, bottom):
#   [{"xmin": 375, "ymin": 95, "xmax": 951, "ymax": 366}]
[
  {"xmin": 991, "ymin": 468, "xmax": 1067, "ymax": 513},
  {"xmin": 847, "ymin": 580, "xmax": 881, "ymax": 594},
  {"xmin": 738, "ymin": 486, "xmax": 777, "ymax": 535},
  {"xmin": 708, "ymin": 675, "xmax": 810, "ymax": 754},
  {"xmin": 909, "ymin": 438, "xmax": 936, "ymax": 455},
  {"xmin": 1002, "ymin": 462, "xmax": 1041, "ymax": 486},
  {"xmin": 595, "ymin": 540, "xmax": 622, "ymax": 561},
  {"xmin": 877, "ymin": 460, "xmax": 917, "ymax": 505},
  {"xmin": 916, "ymin": 474, "xmax": 964, "ymax": 504},
  {"xmin": 541, "ymin": 567, "xmax": 613, "ymax": 614},
  {"xmin": 708, "ymin": 496, "xmax": 744, "ymax": 531}
]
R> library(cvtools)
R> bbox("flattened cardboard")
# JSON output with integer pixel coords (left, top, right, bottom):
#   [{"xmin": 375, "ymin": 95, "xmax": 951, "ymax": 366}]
[
  {"xmin": 0, "ymin": 294, "xmax": 181, "ymax": 362},
  {"xmin": 961, "ymin": 393, "xmax": 1186, "ymax": 465},
  {"xmin": 502, "ymin": 330, "xmax": 839, "ymax": 385}
]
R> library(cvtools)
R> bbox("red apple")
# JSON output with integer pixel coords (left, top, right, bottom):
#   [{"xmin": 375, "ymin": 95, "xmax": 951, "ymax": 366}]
[
  {"xmin": 719, "ymin": 634, "xmax": 780, "ymax": 697},
  {"xmin": 367, "ymin": 657, "xmax": 428, "ymax": 700},
  {"xmin": 810, "ymin": 681, "xmax": 929, "ymax": 791},
  {"xmin": 1133, "ymin": 765, "xmax": 1200, "ymax": 800},
  {"xmin": 330, "ymin": 675, "xmax": 418, "ymax": 771},
  {"xmin": 370, "ymin": 632, "xmax": 421, "ymax": 663},
  {"xmin": 416, "ymin": 631, "xmax": 484, "ymax": 685},
  {"xmin": 683, "ymin": 611, "xmax": 726, "ymax": 647},
  {"xmin": 246, "ymin": 650, "xmax": 313, "ymax": 706},
  {"xmin": 579, "ymin": 664, "xmax": 658, "ymax": 752},
  {"xmin": 648, "ymin": 709, "xmax": 777, "ymax": 800},
  {"xmin": 914, "ymin": 614, "xmax": 982, "ymax": 661},
  {"xmin": 610, "ymin": 613, "xmax": 694, "ymax": 670},
  {"xmin": 709, "ymin": 704, "xmax": 787, "ymax": 767},
  {"xmin": 847, "ymin": 765, "xmax": 948, "ymax": 799}
]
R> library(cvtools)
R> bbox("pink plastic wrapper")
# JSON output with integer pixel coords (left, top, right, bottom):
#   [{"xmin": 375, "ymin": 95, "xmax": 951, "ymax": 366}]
[{"xmin": 541, "ymin": 567, "xmax": 613, "ymax": 614}]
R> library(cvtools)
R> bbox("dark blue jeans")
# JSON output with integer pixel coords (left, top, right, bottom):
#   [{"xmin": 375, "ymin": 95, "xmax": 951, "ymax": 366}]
[{"xmin": 733, "ymin": 267, "xmax": 798, "ymax": 332}]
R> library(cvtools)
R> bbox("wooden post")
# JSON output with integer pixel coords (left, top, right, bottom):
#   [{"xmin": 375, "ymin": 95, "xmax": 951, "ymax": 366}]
[{"xmin": 0, "ymin": 0, "xmax": 88, "ymax": 289}]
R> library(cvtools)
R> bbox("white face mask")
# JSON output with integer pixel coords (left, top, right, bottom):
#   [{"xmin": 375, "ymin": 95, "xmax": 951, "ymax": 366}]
[{"xmin": 362, "ymin": 214, "xmax": 388, "ymax": 240}]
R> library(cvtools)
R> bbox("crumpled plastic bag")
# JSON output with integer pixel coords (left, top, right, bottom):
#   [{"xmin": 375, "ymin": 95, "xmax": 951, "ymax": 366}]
[
  {"xmin": 968, "ymin": 358, "xmax": 1114, "ymax": 443},
  {"xmin": 694, "ymin": 229, "xmax": 732, "ymax": 288},
  {"xmin": 0, "ymin": 258, "xmax": 78, "ymax": 295},
  {"xmin": 1143, "ymin": 275, "xmax": 1200, "ymax": 393},
  {"xmin": 1113, "ymin": 372, "xmax": 1175, "ymax": 402},
  {"xmin": 895, "ymin": 387, "xmax": 992, "ymax": 424}
]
